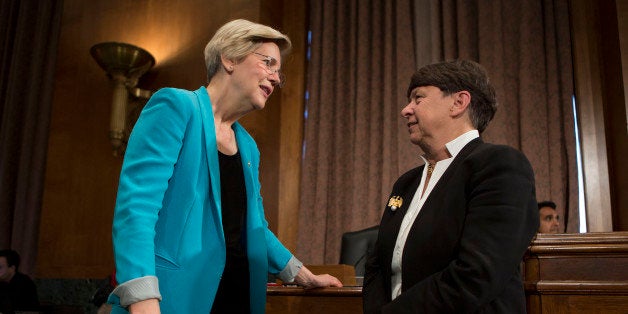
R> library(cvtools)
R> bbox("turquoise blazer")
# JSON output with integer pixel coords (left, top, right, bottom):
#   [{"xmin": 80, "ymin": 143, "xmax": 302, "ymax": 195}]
[{"xmin": 109, "ymin": 87, "xmax": 293, "ymax": 313}]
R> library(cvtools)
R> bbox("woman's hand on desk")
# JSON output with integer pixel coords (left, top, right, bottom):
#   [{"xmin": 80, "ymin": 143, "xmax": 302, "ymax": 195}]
[{"xmin": 294, "ymin": 266, "xmax": 343, "ymax": 289}]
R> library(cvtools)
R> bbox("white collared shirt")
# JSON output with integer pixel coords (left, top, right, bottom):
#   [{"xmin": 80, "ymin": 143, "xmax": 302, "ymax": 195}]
[{"xmin": 390, "ymin": 130, "xmax": 479, "ymax": 299}]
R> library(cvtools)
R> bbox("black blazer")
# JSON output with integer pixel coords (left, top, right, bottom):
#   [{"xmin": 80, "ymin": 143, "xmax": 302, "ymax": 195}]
[{"xmin": 363, "ymin": 139, "xmax": 539, "ymax": 314}]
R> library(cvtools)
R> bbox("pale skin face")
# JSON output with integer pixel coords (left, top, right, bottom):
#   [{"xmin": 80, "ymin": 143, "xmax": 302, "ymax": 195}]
[
  {"xmin": 0, "ymin": 256, "xmax": 16, "ymax": 283},
  {"xmin": 401, "ymin": 86, "xmax": 473, "ymax": 161},
  {"xmin": 539, "ymin": 206, "xmax": 560, "ymax": 233},
  {"xmin": 209, "ymin": 42, "xmax": 284, "ymax": 155},
  {"xmin": 222, "ymin": 42, "xmax": 283, "ymax": 112},
  {"xmin": 402, "ymin": 86, "xmax": 452, "ymax": 146}
]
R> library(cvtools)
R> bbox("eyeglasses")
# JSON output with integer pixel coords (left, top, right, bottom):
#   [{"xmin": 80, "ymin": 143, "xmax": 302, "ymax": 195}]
[{"xmin": 252, "ymin": 52, "xmax": 285, "ymax": 88}]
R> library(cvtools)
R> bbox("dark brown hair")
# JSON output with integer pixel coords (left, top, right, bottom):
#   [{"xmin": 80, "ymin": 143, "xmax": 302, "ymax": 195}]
[{"xmin": 407, "ymin": 59, "xmax": 497, "ymax": 133}]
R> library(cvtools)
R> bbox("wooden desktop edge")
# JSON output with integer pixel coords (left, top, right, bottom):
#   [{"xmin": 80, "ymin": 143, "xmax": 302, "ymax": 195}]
[{"xmin": 267, "ymin": 285, "xmax": 363, "ymax": 297}]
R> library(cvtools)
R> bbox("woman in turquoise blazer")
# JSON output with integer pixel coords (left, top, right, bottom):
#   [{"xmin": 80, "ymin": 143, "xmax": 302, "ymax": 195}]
[{"xmin": 108, "ymin": 19, "xmax": 341, "ymax": 314}]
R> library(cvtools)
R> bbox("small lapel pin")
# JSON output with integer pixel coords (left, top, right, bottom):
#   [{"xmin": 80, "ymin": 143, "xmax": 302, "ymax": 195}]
[{"xmin": 387, "ymin": 196, "xmax": 403, "ymax": 211}]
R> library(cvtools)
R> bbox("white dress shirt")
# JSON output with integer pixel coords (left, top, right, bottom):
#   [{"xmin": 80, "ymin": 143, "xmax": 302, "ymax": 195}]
[{"xmin": 390, "ymin": 130, "xmax": 479, "ymax": 299}]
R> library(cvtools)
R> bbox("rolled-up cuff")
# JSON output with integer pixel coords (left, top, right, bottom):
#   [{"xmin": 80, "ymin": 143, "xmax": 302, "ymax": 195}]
[
  {"xmin": 277, "ymin": 256, "xmax": 303, "ymax": 282},
  {"xmin": 112, "ymin": 275, "xmax": 162, "ymax": 307}
]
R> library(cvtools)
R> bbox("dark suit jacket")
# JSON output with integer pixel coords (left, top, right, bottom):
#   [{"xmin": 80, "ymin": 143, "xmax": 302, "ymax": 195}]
[{"xmin": 363, "ymin": 139, "xmax": 539, "ymax": 314}]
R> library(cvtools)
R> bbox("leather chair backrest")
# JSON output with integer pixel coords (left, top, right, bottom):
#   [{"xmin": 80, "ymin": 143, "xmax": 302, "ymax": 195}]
[{"xmin": 339, "ymin": 225, "xmax": 379, "ymax": 276}]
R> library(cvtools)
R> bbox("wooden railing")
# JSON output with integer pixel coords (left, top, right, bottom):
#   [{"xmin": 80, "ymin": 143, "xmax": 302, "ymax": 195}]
[{"xmin": 524, "ymin": 232, "xmax": 628, "ymax": 313}]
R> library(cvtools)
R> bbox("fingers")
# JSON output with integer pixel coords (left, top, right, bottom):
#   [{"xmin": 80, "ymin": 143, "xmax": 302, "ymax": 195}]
[
  {"xmin": 325, "ymin": 274, "xmax": 343, "ymax": 287},
  {"xmin": 294, "ymin": 266, "xmax": 344, "ymax": 289},
  {"xmin": 307, "ymin": 274, "xmax": 343, "ymax": 289}
]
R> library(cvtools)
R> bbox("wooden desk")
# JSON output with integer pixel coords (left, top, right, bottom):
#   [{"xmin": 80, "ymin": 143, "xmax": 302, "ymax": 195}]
[
  {"xmin": 524, "ymin": 232, "xmax": 628, "ymax": 314},
  {"xmin": 266, "ymin": 286, "xmax": 363, "ymax": 314}
]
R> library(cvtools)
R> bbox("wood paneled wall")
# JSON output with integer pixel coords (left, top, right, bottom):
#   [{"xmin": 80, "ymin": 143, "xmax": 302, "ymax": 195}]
[
  {"xmin": 36, "ymin": 0, "xmax": 305, "ymax": 278},
  {"xmin": 612, "ymin": 0, "xmax": 628, "ymax": 230},
  {"xmin": 571, "ymin": 0, "xmax": 628, "ymax": 231}
]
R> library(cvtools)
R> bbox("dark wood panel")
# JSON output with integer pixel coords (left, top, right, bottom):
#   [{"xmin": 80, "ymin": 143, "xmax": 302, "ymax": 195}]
[
  {"xmin": 267, "ymin": 286, "xmax": 362, "ymax": 314},
  {"xmin": 524, "ymin": 232, "xmax": 628, "ymax": 314},
  {"xmin": 538, "ymin": 295, "xmax": 628, "ymax": 314},
  {"xmin": 538, "ymin": 257, "xmax": 628, "ymax": 281}
]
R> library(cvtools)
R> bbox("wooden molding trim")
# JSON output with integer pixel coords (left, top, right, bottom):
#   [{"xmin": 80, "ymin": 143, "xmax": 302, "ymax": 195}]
[
  {"xmin": 532, "ymin": 232, "xmax": 628, "ymax": 243},
  {"xmin": 529, "ymin": 244, "xmax": 628, "ymax": 254},
  {"xmin": 528, "ymin": 232, "xmax": 628, "ymax": 254},
  {"xmin": 267, "ymin": 286, "xmax": 362, "ymax": 297},
  {"xmin": 525, "ymin": 280, "xmax": 628, "ymax": 295}
]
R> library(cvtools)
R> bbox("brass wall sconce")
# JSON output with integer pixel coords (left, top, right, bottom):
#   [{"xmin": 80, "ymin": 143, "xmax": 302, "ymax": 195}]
[{"xmin": 90, "ymin": 42, "xmax": 155, "ymax": 156}]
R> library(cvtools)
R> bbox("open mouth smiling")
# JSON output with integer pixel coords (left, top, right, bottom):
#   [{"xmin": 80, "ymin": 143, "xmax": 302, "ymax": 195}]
[{"xmin": 260, "ymin": 85, "xmax": 272, "ymax": 97}]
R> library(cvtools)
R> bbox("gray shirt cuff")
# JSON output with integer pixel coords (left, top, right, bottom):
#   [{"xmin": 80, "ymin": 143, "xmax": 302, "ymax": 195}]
[
  {"xmin": 277, "ymin": 256, "xmax": 303, "ymax": 282},
  {"xmin": 112, "ymin": 275, "xmax": 162, "ymax": 307}
]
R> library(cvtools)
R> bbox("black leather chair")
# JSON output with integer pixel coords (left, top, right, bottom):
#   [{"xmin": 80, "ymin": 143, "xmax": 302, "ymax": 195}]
[{"xmin": 339, "ymin": 225, "xmax": 379, "ymax": 276}]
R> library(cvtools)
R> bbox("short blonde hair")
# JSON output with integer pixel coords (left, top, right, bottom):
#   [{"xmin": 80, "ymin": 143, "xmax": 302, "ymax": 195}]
[{"xmin": 204, "ymin": 19, "xmax": 292, "ymax": 82}]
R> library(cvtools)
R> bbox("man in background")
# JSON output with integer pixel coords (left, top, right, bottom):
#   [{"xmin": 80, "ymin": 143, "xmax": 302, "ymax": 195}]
[
  {"xmin": 0, "ymin": 249, "xmax": 39, "ymax": 313},
  {"xmin": 538, "ymin": 201, "xmax": 560, "ymax": 233}
]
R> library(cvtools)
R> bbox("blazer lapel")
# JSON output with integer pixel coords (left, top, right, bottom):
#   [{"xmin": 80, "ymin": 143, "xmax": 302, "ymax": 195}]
[
  {"xmin": 379, "ymin": 167, "xmax": 423, "ymax": 274},
  {"xmin": 423, "ymin": 137, "xmax": 483, "ymax": 202},
  {"xmin": 415, "ymin": 138, "xmax": 483, "ymax": 221},
  {"xmin": 193, "ymin": 87, "xmax": 223, "ymax": 225},
  {"xmin": 393, "ymin": 173, "xmax": 423, "ymax": 220},
  {"xmin": 233, "ymin": 123, "xmax": 256, "ymax": 225}
]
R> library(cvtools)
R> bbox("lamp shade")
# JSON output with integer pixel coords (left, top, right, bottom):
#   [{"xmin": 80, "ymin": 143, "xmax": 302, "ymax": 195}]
[
  {"xmin": 90, "ymin": 42, "xmax": 155, "ymax": 79},
  {"xmin": 90, "ymin": 42, "xmax": 155, "ymax": 156}
]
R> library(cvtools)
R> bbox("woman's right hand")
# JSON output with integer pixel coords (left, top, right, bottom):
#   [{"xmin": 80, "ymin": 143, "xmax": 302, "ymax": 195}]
[
  {"xmin": 128, "ymin": 298, "xmax": 160, "ymax": 314},
  {"xmin": 294, "ymin": 266, "xmax": 343, "ymax": 289}
]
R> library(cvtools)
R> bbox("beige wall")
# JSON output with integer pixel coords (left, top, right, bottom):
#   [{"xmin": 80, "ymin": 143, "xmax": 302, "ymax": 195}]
[{"xmin": 36, "ymin": 0, "xmax": 305, "ymax": 278}]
